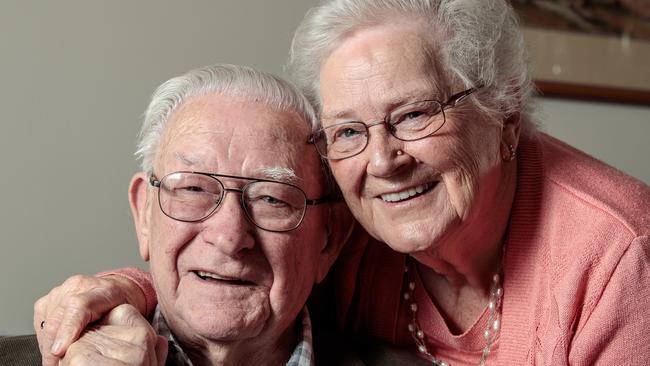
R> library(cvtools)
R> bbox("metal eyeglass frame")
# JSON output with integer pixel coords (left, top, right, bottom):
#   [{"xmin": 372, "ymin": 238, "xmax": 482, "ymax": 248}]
[
  {"xmin": 149, "ymin": 171, "xmax": 331, "ymax": 232},
  {"xmin": 308, "ymin": 86, "xmax": 481, "ymax": 161}
]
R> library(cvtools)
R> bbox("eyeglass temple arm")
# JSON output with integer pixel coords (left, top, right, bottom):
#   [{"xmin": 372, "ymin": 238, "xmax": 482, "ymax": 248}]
[
  {"xmin": 445, "ymin": 85, "xmax": 482, "ymax": 108},
  {"xmin": 149, "ymin": 175, "xmax": 161, "ymax": 187},
  {"xmin": 306, "ymin": 195, "xmax": 336, "ymax": 206}
]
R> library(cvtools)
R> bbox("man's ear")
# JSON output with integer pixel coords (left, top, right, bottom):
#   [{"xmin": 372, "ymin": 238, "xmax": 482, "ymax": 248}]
[
  {"xmin": 129, "ymin": 172, "xmax": 151, "ymax": 262},
  {"xmin": 316, "ymin": 201, "xmax": 356, "ymax": 283}
]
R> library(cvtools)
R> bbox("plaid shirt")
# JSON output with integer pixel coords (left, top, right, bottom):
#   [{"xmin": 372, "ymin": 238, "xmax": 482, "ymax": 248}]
[{"xmin": 152, "ymin": 306, "xmax": 314, "ymax": 366}]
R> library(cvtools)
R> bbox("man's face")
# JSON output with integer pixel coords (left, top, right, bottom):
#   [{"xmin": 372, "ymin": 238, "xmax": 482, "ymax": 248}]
[{"xmin": 137, "ymin": 94, "xmax": 330, "ymax": 346}]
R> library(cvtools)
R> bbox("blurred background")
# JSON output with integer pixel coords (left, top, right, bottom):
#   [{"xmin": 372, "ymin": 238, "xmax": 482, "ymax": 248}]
[{"xmin": 1, "ymin": 0, "xmax": 648, "ymax": 335}]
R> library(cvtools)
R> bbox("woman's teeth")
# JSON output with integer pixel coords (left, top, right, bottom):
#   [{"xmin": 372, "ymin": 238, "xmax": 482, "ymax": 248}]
[{"xmin": 381, "ymin": 183, "xmax": 430, "ymax": 202}]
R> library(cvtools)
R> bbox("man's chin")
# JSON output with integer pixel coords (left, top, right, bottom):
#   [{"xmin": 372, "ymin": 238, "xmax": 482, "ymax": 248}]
[
  {"xmin": 179, "ymin": 302, "xmax": 271, "ymax": 341},
  {"xmin": 193, "ymin": 322, "xmax": 265, "ymax": 342}
]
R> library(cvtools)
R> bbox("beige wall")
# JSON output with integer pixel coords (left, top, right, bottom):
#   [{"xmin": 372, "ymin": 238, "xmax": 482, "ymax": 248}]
[
  {"xmin": 1, "ymin": 1, "xmax": 648, "ymax": 335},
  {"xmin": 537, "ymin": 98, "xmax": 650, "ymax": 184}
]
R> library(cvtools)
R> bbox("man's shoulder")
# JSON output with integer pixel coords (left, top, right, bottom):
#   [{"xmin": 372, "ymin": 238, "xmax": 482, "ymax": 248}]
[{"xmin": 0, "ymin": 334, "xmax": 42, "ymax": 366}]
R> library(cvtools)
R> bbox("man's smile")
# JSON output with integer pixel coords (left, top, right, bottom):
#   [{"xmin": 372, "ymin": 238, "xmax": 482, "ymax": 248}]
[{"xmin": 192, "ymin": 270, "xmax": 255, "ymax": 286}]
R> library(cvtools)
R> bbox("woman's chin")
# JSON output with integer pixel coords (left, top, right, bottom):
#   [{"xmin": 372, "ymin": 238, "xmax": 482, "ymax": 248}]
[
  {"xmin": 377, "ymin": 225, "xmax": 446, "ymax": 255},
  {"xmin": 365, "ymin": 199, "xmax": 459, "ymax": 254}
]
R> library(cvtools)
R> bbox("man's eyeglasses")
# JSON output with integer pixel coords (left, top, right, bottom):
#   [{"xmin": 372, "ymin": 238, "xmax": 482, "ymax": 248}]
[
  {"xmin": 149, "ymin": 171, "xmax": 330, "ymax": 232},
  {"xmin": 308, "ymin": 87, "xmax": 479, "ymax": 160}
]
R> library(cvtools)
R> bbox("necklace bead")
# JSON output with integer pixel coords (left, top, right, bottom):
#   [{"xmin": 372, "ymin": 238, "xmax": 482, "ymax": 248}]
[
  {"xmin": 492, "ymin": 319, "xmax": 500, "ymax": 331},
  {"xmin": 404, "ymin": 257, "xmax": 504, "ymax": 366}
]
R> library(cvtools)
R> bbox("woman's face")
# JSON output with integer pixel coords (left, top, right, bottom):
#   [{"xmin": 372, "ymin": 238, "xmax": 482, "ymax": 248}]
[{"xmin": 319, "ymin": 24, "xmax": 507, "ymax": 256}]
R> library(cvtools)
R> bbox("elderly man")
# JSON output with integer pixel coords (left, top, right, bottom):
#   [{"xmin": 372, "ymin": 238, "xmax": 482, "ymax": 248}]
[
  {"xmin": 106, "ymin": 64, "xmax": 354, "ymax": 365},
  {"xmin": 17, "ymin": 63, "xmax": 430, "ymax": 365},
  {"xmin": 13, "ymin": 62, "xmax": 432, "ymax": 366},
  {"xmin": 5, "ymin": 64, "xmax": 356, "ymax": 365}
]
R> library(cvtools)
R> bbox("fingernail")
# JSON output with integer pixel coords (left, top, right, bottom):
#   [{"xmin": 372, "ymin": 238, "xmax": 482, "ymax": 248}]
[{"xmin": 51, "ymin": 340, "xmax": 61, "ymax": 354}]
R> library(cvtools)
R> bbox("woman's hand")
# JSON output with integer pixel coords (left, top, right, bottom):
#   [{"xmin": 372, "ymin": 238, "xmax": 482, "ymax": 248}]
[
  {"xmin": 60, "ymin": 304, "xmax": 167, "ymax": 366},
  {"xmin": 34, "ymin": 274, "xmax": 147, "ymax": 366}
]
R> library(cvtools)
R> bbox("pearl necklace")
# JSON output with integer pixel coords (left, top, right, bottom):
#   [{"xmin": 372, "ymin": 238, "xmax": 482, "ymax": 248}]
[{"xmin": 404, "ymin": 258, "xmax": 503, "ymax": 366}]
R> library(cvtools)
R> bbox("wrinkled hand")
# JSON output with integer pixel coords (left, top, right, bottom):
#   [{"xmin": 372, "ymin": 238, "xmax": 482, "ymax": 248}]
[
  {"xmin": 60, "ymin": 304, "xmax": 167, "ymax": 366},
  {"xmin": 34, "ymin": 274, "xmax": 147, "ymax": 366}
]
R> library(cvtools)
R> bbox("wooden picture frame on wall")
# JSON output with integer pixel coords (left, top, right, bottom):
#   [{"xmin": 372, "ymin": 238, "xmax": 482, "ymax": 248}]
[{"xmin": 512, "ymin": 1, "xmax": 650, "ymax": 105}]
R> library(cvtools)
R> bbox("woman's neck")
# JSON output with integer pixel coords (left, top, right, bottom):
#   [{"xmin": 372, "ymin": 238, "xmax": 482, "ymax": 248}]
[
  {"xmin": 414, "ymin": 247, "xmax": 502, "ymax": 334},
  {"xmin": 411, "ymin": 161, "xmax": 516, "ymax": 332}
]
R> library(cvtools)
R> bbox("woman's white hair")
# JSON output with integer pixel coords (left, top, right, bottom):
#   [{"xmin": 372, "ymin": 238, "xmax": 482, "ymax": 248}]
[
  {"xmin": 286, "ymin": 0, "xmax": 538, "ymax": 134},
  {"xmin": 136, "ymin": 64, "xmax": 318, "ymax": 174}
]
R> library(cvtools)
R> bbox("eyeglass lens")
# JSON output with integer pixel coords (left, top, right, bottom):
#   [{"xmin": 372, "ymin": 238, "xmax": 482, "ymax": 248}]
[
  {"xmin": 316, "ymin": 99, "xmax": 445, "ymax": 160},
  {"xmin": 158, "ymin": 172, "xmax": 307, "ymax": 231}
]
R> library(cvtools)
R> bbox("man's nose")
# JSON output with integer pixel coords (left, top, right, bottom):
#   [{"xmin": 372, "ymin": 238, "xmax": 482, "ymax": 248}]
[{"xmin": 200, "ymin": 191, "xmax": 255, "ymax": 255}]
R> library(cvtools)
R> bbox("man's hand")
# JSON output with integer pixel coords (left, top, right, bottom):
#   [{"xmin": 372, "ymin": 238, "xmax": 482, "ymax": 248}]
[
  {"xmin": 34, "ymin": 274, "xmax": 147, "ymax": 366},
  {"xmin": 60, "ymin": 304, "xmax": 167, "ymax": 366}
]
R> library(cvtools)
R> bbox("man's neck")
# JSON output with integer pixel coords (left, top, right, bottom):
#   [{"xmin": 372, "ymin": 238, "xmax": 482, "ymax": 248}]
[
  {"xmin": 157, "ymin": 310, "xmax": 301, "ymax": 366},
  {"xmin": 185, "ymin": 333, "xmax": 296, "ymax": 366}
]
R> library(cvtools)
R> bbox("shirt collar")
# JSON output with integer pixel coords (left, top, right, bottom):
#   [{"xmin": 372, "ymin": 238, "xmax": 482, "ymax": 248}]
[{"xmin": 152, "ymin": 306, "xmax": 314, "ymax": 366}]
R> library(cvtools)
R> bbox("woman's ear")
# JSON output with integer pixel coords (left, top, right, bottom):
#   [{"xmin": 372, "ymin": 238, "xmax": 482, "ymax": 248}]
[
  {"xmin": 129, "ymin": 172, "xmax": 151, "ymax": 262},
  {"xmin": 501, "ymin": 112, "xmax": 522, "ymax": 149},
  {"xmin": 315, "ymin": 201, "xmax": 356, "ymax": 283}
]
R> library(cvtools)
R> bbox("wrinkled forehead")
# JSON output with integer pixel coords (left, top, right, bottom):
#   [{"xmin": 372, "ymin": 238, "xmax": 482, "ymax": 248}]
[
  {"xmin": 155, "ymin": 94, "xmax": 323, "ymax": 187},
  {"xmin": 319, "ymin": 22, "xmax": 449, "ymax": 115}
]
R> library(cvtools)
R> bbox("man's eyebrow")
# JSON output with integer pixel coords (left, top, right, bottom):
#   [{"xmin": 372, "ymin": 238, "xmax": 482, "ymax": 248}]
[
  {"xmin": 320, "ymin": 109, "xmax": 353, "ymax": 122},
  {"xmin": 175, "ymin": 152, "xmax": 199, "ymax": 167},
  {"xmin": 172, "ymin": 154, "xmax": 299, "ymax": 184},
  {"xmin": 259, "ymin": 167, "xmax": 300, "ymax": 185}
]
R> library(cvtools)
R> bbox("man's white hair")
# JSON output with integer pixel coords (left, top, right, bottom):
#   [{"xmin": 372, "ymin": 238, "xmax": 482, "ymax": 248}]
[
  {"xmin": 286, "ymin": 0, "xmax": 538, "ymax": 135},
  {"xmin": 136, "ymin": 64, "xmax": 319, "ymax": 174}
]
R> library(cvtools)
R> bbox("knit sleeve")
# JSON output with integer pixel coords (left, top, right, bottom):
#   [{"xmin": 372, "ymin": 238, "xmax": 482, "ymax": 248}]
[
  {"xmin": 569, "ymin": 235, "xmax": 650, "ymax": 365},
  {"xmin": 97, "ymin": 268, "xmax": 157, "ymax": 319}
]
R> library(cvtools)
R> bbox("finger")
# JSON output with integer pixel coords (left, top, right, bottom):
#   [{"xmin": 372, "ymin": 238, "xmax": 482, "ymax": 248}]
[
  {"xmin": 97, "ymin": 305, "xmax": 158, "ymax": 352},
  {"xmin": 61, "ymin": 353, "xmax": 131, "ymax": 366},
  {"xmin": 154, "ymin": 335, "xmax": 168, "ymax": 366},
  {"xmin": 80, "ymin": 324, "xmax": 158, "ymax": 365},
  {"xmin": 99, "ymin": 304, "xmax": 151, "ymax": 329},
  {"xmin": 51, "ymin": 285, "xmax": 130, "ymax": 356},
  {"xmin": 62, "ymin": 324, "xmax": 153, "ymax": 365},
  {"xmin": 61, "ymin": 337, "xmax": 132, "ymax": 366},
  {"xmin": 61, "ymin": 352, "xmax": 131, "ymax": 366},
  {"xmin": 34, "ymin": 276, "xmax": 90, "ymax": 358},
  {"xmin": 34, "ymin": 295, "xmax": 62, "ymax": 366},
  {"xmin": 33, "ymin": 294, "xmax": 47, "ymax": 334}
]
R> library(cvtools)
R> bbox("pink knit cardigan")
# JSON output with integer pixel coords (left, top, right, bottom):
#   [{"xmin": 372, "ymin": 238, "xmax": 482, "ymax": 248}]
[{"xmin": 109, "ymin": 133, "xmax": 650, "ymax": 365}]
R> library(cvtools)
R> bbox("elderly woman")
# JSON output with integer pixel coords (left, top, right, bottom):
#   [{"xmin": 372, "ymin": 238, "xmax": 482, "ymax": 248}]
[{"xmin": 35, "ymin": 0, "xmax": 650, "ymax": 365}]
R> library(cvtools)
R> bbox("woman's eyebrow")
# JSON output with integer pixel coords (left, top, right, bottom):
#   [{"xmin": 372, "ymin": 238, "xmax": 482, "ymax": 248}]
[{"xmin": 320, "ymin": 88, "xmax": 442, "ymax": 121}]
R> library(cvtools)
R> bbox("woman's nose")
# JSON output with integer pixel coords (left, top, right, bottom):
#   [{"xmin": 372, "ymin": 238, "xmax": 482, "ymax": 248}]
[{"xmin": 364, "ymin": 125, "xmax": 410, "ymax": 177}]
